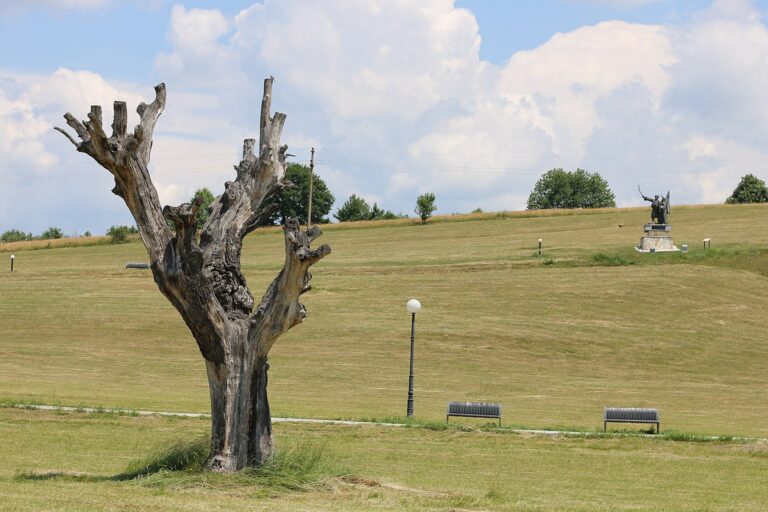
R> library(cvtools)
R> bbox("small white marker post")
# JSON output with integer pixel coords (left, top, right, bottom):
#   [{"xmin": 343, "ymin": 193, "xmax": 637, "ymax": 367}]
[{"xmin": 10, "ymin": 254, "xmax": 15, "ymax": 272}]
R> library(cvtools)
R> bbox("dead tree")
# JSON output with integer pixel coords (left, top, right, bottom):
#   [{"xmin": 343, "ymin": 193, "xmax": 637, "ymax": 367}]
[{"xmin": 55, "ymin": 78, "xmax": 330, "ymax": 472}]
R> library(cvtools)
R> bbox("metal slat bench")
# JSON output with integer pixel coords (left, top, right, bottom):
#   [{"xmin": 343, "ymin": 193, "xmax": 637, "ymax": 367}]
[
  {"xmin": 604, "ymin": 407, "xmax": 660, "ymax": 433},
  {"xmin": 446, "ymin": 401, "xmax": 501, "ymax": 425}
]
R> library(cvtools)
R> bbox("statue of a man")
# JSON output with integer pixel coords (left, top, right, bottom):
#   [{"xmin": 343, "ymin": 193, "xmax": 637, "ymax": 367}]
[{"xmin": 640, "ymin": 189, "xmax": 669, "ymax": 225}]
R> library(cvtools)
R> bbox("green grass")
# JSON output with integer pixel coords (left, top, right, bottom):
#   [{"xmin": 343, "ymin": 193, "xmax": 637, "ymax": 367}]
[
  {"xmin": 1, "ymin": 408, "xmax": 767, "ymax": 511},
  {"xmin": 0, "ymin": 203, "xmax": 767, "ymax": 509}
]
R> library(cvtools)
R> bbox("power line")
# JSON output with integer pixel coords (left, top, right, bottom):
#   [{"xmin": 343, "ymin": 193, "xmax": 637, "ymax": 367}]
[
  {"xmin": 0, "ymin": 161, "xmax": 312, "ymax": 182},
  {"xmin": 6, "ymin": 145, "xmax": 768, "ymax": 171},
  {"xmin": 0, "ymin": 162, "xmax": 752, "ymax": 183},
  {"xmin": 313, "ymin": 160, "xmax": 757, "ymax": 179},
  {"xmin": 1, "ymin": 148, "xmax": 761, "ymax": 183}
]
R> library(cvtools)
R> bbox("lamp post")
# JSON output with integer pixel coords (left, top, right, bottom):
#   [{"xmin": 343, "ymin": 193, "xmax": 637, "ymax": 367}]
[
  {"xmin": 538, "ymin": 238, "xmax": 542, "ymax": 256},
  {"xmin": 10, "ymin": 254, "xmax": 14, "ymax": 272},
  {"xmin": 405, "ymin": 298, "xmax": 421, "ymax": 418}
]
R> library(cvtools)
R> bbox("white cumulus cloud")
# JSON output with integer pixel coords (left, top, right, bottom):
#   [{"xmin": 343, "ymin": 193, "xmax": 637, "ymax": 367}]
[{"xmin": 149, "ymin": 0, "xmax": 768, "ymax": 215}]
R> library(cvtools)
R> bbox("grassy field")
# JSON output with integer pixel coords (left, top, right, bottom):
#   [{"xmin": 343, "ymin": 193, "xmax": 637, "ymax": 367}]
[{"xmin": 0, "ymin": 203, "xmax": 767, "ymax": 510}]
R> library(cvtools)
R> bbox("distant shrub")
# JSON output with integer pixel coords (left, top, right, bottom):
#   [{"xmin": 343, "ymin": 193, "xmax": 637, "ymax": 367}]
[
  {"xmin": 543, "ymin": 258, "xmax": 555, "ymax": 266},
  {"xmin": 370, "ymin": 203, "xmax": 402, "ymax": 220},
  {"xmin": 335, "ymin": 195, "xmax": 404, "ymax": 222},
  {"xmin": 41, "ymin": 227, "xmax": 64, "ymax": 240},
  {"xmin": 107, "ymin": 225, "xmax": 136, "ymax": 244},
  {"xmin": 1, "ymin": 229, "xmax": 32, "ymax": 243}
]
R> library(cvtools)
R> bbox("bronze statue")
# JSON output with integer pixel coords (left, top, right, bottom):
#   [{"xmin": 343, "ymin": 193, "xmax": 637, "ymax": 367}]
[{"xmin": 639, "ymin": 187, "xmax": 670, "ymax": 225}]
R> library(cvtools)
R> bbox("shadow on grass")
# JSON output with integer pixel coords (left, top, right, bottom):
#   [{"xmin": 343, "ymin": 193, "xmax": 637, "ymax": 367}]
[{"xmin": 15, "ymin": 436, "xmax": 348, "ymax": 494}]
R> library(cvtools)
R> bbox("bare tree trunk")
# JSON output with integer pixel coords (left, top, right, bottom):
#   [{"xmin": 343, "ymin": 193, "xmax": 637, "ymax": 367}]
[
  {"xmin": 249, "ymin": 357, "xmax": 275, "ymax": 465},
  {"xmin": 56, "ymin": 78, "xmax": 329, "ymax": 472},
  {"xmin": 205, "ymin": 343, "xmax": 274, "ymax": 470}
]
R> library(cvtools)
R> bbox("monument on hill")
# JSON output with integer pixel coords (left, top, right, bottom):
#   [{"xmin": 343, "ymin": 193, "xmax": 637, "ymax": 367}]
[{"xmin": 636, "ymin": 187, "xmax": 679, "ymax": 252}]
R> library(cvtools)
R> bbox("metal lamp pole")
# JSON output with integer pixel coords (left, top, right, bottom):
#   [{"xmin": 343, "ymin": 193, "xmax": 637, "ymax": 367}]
[{"xmin": 405, "ymin": 298, "xmax": 421, "ymax": 417}]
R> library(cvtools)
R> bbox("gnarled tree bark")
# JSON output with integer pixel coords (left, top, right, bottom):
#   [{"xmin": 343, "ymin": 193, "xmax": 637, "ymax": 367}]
[{"xmin": 56, "ymin": 78, "xmax": 330, "ymax": 472}]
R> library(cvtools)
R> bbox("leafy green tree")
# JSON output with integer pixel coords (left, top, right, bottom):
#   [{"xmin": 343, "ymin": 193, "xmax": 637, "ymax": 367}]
[
  {"xmin": 335, "ymin": 194, "xmax": 371, "ymax": 222},
  {"xmin": 527, "ymin": 168, "xmax": 615, "ymax": 210},
  {"xmin": 1, "ymin": 229, "xmax": 32, "ymax": 243},
  {"xmin": 260, "ymin": 163, "xmax": 335, "ymax": 225},
  {"xmin": 41, "ymin": 227, "xmax": 64, "ymax": 240},
  {"xmin": 725, "ymin": 174, "xmax": 768, "ymax": 204},
  {"xmin": 192, "ymin": 188, "xmax": 216, "ymax": 229},
  {"xmin": 415, "ymin": 193, "xmax": 437, "ymax": 224}
]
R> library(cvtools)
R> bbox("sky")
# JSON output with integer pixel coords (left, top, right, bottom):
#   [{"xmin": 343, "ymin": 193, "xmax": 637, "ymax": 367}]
[{"xmin": 2, "ymin": 0, "xmax": 768, "ymax": 235}]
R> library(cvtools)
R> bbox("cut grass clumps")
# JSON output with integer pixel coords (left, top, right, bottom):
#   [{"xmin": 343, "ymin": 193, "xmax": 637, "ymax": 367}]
[
  {"xmin": 245, "ymin": 440, "xmax": 348, "ymax": 492},
  {"xmin": 118, "ymin": 437, "xmax": 348, "ymax": 494},
  {"xmin": 121, "ymin": 435, "xmax": 209, "ymax": 479}
]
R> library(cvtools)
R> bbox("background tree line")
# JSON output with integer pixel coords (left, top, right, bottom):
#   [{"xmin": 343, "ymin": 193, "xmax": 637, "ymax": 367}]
[
  {"xmin": 1, "ymin": 226, "xmax": 65, "ymax": 243},
  {"xmin": 4, "ymin": 167, "xmax": 766, "ymax": 243}
]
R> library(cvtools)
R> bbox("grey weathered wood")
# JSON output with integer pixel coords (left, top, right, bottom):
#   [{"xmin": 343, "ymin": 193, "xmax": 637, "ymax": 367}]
[{"xmin": 56, "ymin": 78, "xmax": 330, "ymax": 472}]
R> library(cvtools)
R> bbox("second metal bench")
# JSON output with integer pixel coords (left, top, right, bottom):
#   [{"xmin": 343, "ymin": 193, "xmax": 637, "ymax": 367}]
[{"xmin": 446, "ymin": 401, "xmax": 502, "ymax": 425}]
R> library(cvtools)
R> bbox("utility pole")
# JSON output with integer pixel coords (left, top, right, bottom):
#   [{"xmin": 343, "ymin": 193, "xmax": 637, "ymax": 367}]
[{"xmin": 307, "ymin": 147, "xmax": 315, "ymax": 230}]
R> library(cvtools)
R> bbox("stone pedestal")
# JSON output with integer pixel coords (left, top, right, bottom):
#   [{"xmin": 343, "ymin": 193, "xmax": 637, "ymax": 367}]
[{"xmin": 636, "ymin": 224, "xmax": 679, "ymax": 253}]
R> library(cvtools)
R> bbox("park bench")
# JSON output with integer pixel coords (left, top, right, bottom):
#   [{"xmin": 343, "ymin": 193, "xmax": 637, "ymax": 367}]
[
  {"xmin": 604, "ymin": 407, "xmax": 660, "ymax": 433},
  {"xmin": 125, "ymin": 262, "xmax": 150, "ymax": 269},
  {"xmin": 446, "ymin": 401, "xmax": 501, "ymax": 425}
]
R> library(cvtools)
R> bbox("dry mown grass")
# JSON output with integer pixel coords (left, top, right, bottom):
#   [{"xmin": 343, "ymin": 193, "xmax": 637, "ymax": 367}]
[
  {"xmin": 1, "ymin": 203, "xmax": 767, "ymax": 510},
  {"xmin": 1, "ymin": 203, "xmax": 767, "ymax": 435}
]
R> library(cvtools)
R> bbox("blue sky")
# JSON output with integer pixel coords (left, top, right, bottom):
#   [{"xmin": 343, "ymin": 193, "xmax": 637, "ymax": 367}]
[{"xmin": 2, "ymin": 0, "xmax": 768, "ymax": 234}]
